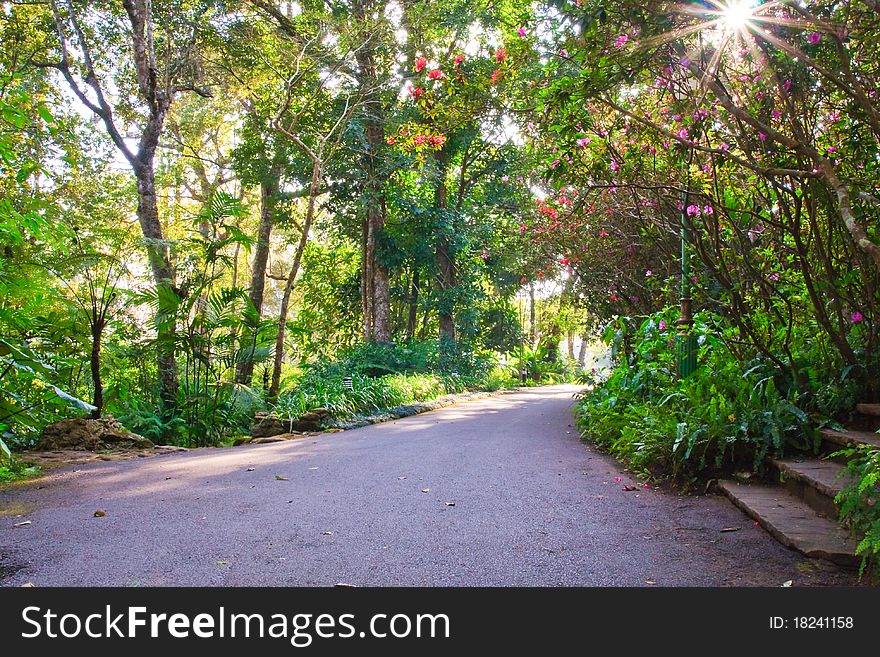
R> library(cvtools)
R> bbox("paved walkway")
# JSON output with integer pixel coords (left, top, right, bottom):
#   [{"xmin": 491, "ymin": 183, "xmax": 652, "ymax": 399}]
[{"xmin": 0, "ymin": 385, "xmax": 855, "ymax": 586}]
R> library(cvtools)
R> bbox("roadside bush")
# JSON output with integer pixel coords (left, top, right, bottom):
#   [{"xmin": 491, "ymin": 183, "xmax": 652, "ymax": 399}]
[
  {"xmin": 274, "ymin": 371, "xmax": 471, "ymax": 422},
  {"xmin": 575, "ymin": 308, "xmax": 830, "ymax": 481},
  {"xmin": 834, "ymin": 445, "xmax": 880, "ymax": 577}
]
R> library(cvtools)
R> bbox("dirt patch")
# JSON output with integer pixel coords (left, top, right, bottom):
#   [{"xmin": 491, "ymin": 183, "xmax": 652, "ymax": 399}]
[{"xmin": 20, "ymin": 445, "xmax": 187, "ymax": 471}]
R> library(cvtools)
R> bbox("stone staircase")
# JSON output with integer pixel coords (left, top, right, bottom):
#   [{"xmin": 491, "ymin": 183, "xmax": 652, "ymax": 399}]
[{"xmin": 717, "ymin": 403, "xmax": 880, "ymax": 567}]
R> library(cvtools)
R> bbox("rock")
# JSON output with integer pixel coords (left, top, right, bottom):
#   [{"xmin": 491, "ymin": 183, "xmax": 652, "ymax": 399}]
[
  {"xmin": 290, "ymin": 420, "xmax": 321, "ymax": 432},
  {"xmin": 37, "ymin": 416, "xmax": 153, "ymax": 451},
  {"xmin": 250, "ymin": 437, "xmax": 286, "ymax": 445},
  {"xmin": 233, "ymin": 436, "xmax": 254, "ymax": 446},
  {"xmin": 251, "ymin": 416, "xmax": 287, "ymax": 438},
  {"xmin": 251, "ymin": 412, "xmax": 328, "ymax": 438}
]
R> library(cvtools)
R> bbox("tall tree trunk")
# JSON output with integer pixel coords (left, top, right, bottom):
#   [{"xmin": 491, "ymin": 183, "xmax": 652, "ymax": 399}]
[
  {"xmin": 89, "ymin": 321, "xmax": 104, "ymax": 419},
  {"xmin": 567, "ymin": 330, "xmax": 575, "ymax": 359},
  {"xmin": 354, "ymin": 2, "xmax": 391, "ymax": 343},
  {"xmin": 434, "ymin": 150, "xmax": 455, "ymax": 343},
  {"xmin": 407, "ymin": 268, "xmax": 420, "ymax": 340},
  {"xmin": 269, "ymin": 164, "xmax": 321, "ymax": 400},
  {"xmin": 133, "ymin": 162, "xmax": 180, "ymax": 412},
  {"xmin": 577, "ymin": 334, "xmax": 588, "ymax": 366},
  {"xmin": 529, "ymin": 283, "xmax": 536, "ymax": 345},
  {"xmin": 235, "ymin": 160, "xmax": 281, "ymax": 385}
]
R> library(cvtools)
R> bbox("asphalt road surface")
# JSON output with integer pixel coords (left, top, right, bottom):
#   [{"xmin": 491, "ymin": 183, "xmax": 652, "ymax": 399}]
[{"xmin": 0, "ymin": 385, "xmax": 856, "ymax": 586}]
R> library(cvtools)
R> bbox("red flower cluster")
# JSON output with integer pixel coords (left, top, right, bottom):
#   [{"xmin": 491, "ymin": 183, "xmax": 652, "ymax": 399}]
[
  {"xmin": 427, "ymin": 69, "xmax": 444, "ymax": 80},
  {"xmin": 414, "ymin": 57, "xmax": 427, "ymax": 73},
  {"xmin": 413, "ymin": 133, "xmax": 446, "ymax": 148},
  {"xmin": 495, "ymin": 48, "xmax": 507, "ymax": 63}
]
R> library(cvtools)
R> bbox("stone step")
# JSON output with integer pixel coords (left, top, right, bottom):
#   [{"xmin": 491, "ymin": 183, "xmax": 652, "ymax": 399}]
[
  {"xmin": 717, "ymin": 480, "xmax": 859, "ymax": 567},
  {"xmin": 770, "ymin": 458, "xmax": 854, "ymax": 519},
  {"xmin": 855, "ymin": 403, "xmax": 880, "ymax": 417},
  {"xmin": 820, "ymin": 428, "xmax": 880, "ymax": 452}
]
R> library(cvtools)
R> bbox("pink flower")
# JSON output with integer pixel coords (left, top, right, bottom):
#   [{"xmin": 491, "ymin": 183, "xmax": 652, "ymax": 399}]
[
  {"xmin": 807, "ymin": 32, "xmax": 821, "ymax": 45},
  {"xmin": 681, "ymin": 58, "xmax": 691, "ymax": 67},
  {"xmin": 490, "ymin": 69, "xmax": 501, "ymax": 84},
  {"xmin": 703, "ymin": 205, "xmax": 713, "ymax": 215},
  {"xmin": 427, "ymin": 68, "xmax": 444, "ymax": 80},
  {"xmin": 678, "ymin": 128, "xmax": 689, "ymax": 140},
  {"xmin": 414, "ymin": 57, "xmax": 427, "ymax": 73},
  {"xmin": 784, "ymin": 79, "xmax": 791, "ymax": 92},
  {"xmin": 576, "ymin": 137, "xmax": 591, "ymax": 147},
  {"xmin": 609, "ymin": 159, "xmax": 620, "ymax": 172},
  {"xmin": 454, "ymin": 54, "xmax": 464, "ymax": 66},
  {"xmin": 517, "ymin": 27, "xmax": 527, "ymax": 37},
  {"xmin": 768, "ymin": 272, "xmax": 780, "ymax": 281},
  {"xmin": 758, "ymin": 132, "xmax": 767, "ymax": 141},
  {"xmin": 850, "ymin": 311, "xmax": 863, "ymax": 324},
  {"xmin": 645, "ymin": 270, "xmax": 653, "ymax": 277},
  {"xmin": 686, "ymin": 204, "xmax": 701, "ymax": 217},
  {"xmin": 414, "ymin": 134, "xmax": 426, "ymax": 145},
  {"xmin": 614, "ymin": 34, "xmax": 629, "ymax": 49},
  {"xmin": 495, "ymin": 47, "xmax": 507, "ymax": 63},
  {"xmin": 614, "ymin": 476, "xmax": 622, "ymax": 482},
  {"xmin": 720, "ymin": 142, "xmax": 730, "ymax": 151},
  {"xmin": 409, "ymin": 86, "xmax": 424, "ymax": 99},
  {"xmin": 642, "ymin": 483, "xmax": 652, "ymax": 489},
  {"xmin": 659, "ymin": 320, "xmax": 667, "ymax": 330}
]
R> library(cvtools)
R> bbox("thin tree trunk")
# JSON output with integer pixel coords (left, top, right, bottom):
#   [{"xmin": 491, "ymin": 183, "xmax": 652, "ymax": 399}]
[
  {"xmin": 434, "ymin": 150, "xmax": 455, "ymax": 343},
  {"xmin": 567, "ymin": 330, "xmax": 575, "ymax": 359},
  {"xmin": 89, "ymin": 322, "xmax": 104, "ymax": 419},
  {"xmin": 269, "ymin": 164, "xmax": 321, "ymax": 400},
  {"xmin": 407, "ymin": 268, "xmax": 420, "ymax": 340},
  {"xmin": 529, "ymin": 283, "xmax": 536, "ymax": 345},
  {"xmin": 235, "ymin": 161, "xmax": 281, "ymax": 385}
]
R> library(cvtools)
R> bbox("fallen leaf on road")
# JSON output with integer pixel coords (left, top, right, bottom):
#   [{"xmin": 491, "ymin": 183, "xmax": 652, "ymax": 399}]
[
  {"xmin": 21, "ymin": 582, "xmax": 35, "ymax": 587},
  {"xmin": 720, "ymin": 527, "xmax": 741, "ymax": 533},
  {"xmin": 216, "ymin": 561, "xmax": 227, "ymax": 565},
  {"xmin": 93, "ymin": 510, "xmax": 105, "ymax": 517},
  {"xmin": 246, "ymin": 468, "xmax": 255, "ymax": 472},
  {"xmin": 309, "ymin": 467, "xmax": 319, "ymax": 470},
  {"xmin": 275, "ymin": 475, "xmax": 289, "ymax": 481},
  {"xmin": 164, "ymin": 477, "xmax": 172, "ymax": 480},
  {"xmin": 420, "ymin": 488, "xmax": 430, "ymax": 493},
  {"xmin": 781, "ymin": 580, "xmax": 793, "ymax": 587},
  {"xmin": 322, "ymin": 531, "xmax": 333, "ymax": 536},
  {"xmin": 398, "ymin": 476, "xmax": 406, "ymax": 480},
  {"xmin": 445, "ymin": 502, "xmax": 456, "ymax": 507},
  {"xmin": 335, "ymin": 583, "xmax": 356, "ymax": 588},
  {"xmin": 646, "ymin": 579, "xmax": 657, "ymax": 585},
  {"xmin": 622, "ymin": 485, "xmax": 638, "ymax": 491},
  {"xmin": 13, "ymin": 520, "xmax": 31, "ymax": 527}
]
